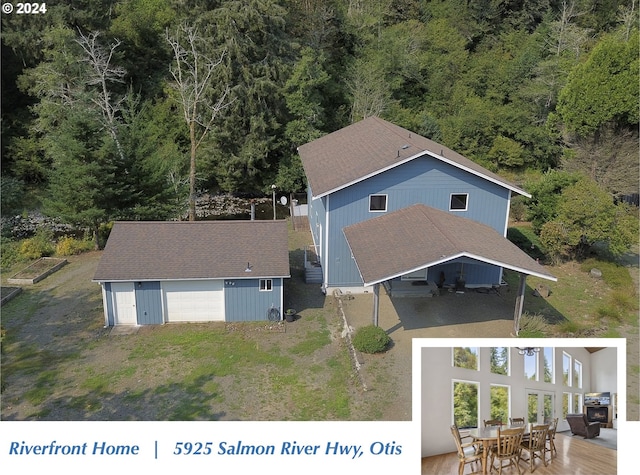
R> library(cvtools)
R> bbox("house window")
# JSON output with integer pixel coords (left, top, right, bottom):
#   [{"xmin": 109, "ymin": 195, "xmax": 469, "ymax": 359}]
[
  {"xmin": 453, "ymin": 347, "xmax": 479, "ymax": 370},
  {"xmin": 563, "ymin": 352, "xmax": 571, "ymax": 386},
  {"xmin": 490, "ymin": 347, "xmax": 509, "ymax": 375},
  {"xmin": 527, "ymin": 393, "xmax": 539, "ymax": 423},
  {"xmin": 369, "ymin": 194, "xmax": 387, "ymax": 212},
  {"xmin": 449, "ymin": 193, "xmax": 468, "ymax": 211},
  {"xmin": 259, "ymin": 279, "xmax": 273, "ymax": 291},
  {"xmin": 453, "ymin": 380, "xmax": 479, "ymax": 428},
  {"xmin": 563, "ymin": 392, "xmax": 571, "ymax": 419},
  {"xmin": 573, "ymin": 393, "xmax": 583, "ymax": 414},
  {"xmin": 544, "ymin": 394, "xmax": 554, "ymax": 422},
  {"xmin": 543, "ymin": 347, "xmax": 554, "ymax": 383},
  {"xmin": 573, "ymin": 360, "xmax": 582, "ymax": 388},
  {"xmin": 524, "ymin": 351, "xmax": 537, "ymax": 381},
  {"xmin": 490, "ymin": 384, "xmax": 509, "ymax": 422}
]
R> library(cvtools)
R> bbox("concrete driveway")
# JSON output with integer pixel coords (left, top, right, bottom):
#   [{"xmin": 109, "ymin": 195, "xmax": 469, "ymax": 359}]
[
  {"xmin": 341, "ymin": 287, "xmax": 517, "ymax": 339},
  {"xmin": 337, "ymin": 287, "xmax": 518, "ymax": 420}
]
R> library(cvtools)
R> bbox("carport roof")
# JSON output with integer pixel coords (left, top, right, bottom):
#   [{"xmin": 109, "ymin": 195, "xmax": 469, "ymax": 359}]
[
  {"xmin": 343, "ymin": 204, "xmax": 556, "ymax": 286},
  {"xmin": 93, "ymin": 220, "xmax": 291, "ymax": 282}
]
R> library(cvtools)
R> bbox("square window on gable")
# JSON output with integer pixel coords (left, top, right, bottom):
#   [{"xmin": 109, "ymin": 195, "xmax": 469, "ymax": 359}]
[
  {"xmin": 450, "ymin": 193, "xmax": 468, "ymax": 211},
  {"xmin": 369, "ymin": 194, "xmax": 387, "ymax": 212}
]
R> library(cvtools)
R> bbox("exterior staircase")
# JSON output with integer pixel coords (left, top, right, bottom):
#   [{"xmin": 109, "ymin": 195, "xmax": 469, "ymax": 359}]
[
  {"xmin": 304, "ymin": 245, "xmax": 323, "ymax": 284},
  {"xmin": 304, "ymin": 264, "xmax": 323, "ymax": 284}
]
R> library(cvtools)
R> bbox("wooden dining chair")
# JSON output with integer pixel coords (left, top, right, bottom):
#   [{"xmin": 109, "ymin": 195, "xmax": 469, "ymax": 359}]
[
  {"xmin": 545, "ymin": 418, "xmax": 558, "ymax": 459},
  {"xmin": 490, "ymin": 426, "xmax": 525, "ymax": 475},
  {"xmin": 484, "ymin": 419, "xmax": 504, "ymax": 427},
  {"xmin": 519, "ymin": 424, "xmax": 549, "ymax": 472},
  {"xmin": 509, "ymin": 417, "xmax": 525, "ymax": 426},
  {"xmin": 450, "ymin": 425, "xmax": 483, "ymax": 475}
]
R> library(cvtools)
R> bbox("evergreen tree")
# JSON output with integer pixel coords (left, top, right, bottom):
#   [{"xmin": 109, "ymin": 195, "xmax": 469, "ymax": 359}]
[
  {"xmin": 197, "ymin": 0, "xmax": 293, "ymax": 193},
  {"xmin": 43, "ymin": 104, "xmax": 118, "ymax": 248}
]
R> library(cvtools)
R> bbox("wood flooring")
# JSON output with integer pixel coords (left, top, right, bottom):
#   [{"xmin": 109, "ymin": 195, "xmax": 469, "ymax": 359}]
[{"xmin": 421, "ymin": 431, "xmax": 616, "ymax": 475}]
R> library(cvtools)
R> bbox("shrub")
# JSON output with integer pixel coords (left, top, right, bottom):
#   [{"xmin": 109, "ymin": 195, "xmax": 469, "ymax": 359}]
[
  {"xmin": 352, "ymin": 325, "xmax": 391, "ymax": 354},
  {"xmin": 1, "ymin": 237, "xmax": 23, "ymax": 271},
  {"xmin": 18, "ymin": 229, "xmax": 54, "ymax": 260},
  {"xmin": 56, "ymin": 236, "xmax": 94, "ymax": 256},
  {"xmin": 510, "ymin": 196, "xmax": 528, "ymax": 222},
  {"xmin": 518, "ymin": 313, "xmax": 549, "ymax": 337}
]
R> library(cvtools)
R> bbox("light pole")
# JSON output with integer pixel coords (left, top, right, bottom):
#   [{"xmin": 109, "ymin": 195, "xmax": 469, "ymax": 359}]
[{"xmin": 271, "ymin": 184, "xmax": 276, "ymax": 220}]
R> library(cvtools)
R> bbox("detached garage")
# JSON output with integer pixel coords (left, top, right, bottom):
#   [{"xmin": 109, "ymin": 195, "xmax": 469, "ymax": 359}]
[{"xmin": 93, "ymin": 220, "xmax": 290, "ymax": 326}]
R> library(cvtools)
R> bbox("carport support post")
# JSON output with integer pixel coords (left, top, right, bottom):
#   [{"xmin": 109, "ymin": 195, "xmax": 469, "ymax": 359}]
[
  {"xmin": 373, "ymin": 283, "xmax": 380, "ymax": 326},
  {"xmin": 513, "ymin": 274, "xmax": 527, "ymax": 336}
]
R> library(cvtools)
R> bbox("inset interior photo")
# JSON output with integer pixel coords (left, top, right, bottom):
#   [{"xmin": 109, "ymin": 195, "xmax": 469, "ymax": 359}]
[{"xmin": 419, "ymin": 342, "xmax": 621, "ymax": 474}]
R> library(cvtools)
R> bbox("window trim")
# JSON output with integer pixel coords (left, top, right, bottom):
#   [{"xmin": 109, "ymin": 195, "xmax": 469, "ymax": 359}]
[
  {"xmin": 259, "ymin": 279, "xmax": 273, "ymax": 292},
  {"xmin": 449, "ymin": 193, "xmax": 469, "ymax": 211},
  {"xmin": 369, "ymin": 194, "xmax": 388, "ymax": 212}
]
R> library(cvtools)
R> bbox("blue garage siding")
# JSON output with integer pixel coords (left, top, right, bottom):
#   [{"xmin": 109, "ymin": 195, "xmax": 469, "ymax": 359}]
[
  {"xmin": 325, "ymin": 156, "xmax": 511, "ymax": 288},
  {"xmin": 224, "ymin": 278, "xmax": 283, "ymax": 322},
  {"xmin": 135, "ymin": 281, "xmax": 163, "ymax": 324}
]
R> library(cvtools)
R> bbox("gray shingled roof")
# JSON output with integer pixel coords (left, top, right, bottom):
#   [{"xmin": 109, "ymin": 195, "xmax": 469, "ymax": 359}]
[
  {"xmin": 343, "ymin": 204, "xmax": 556, "ymax": 286},
  {"xmin": 93, "ymin": 220, "xmax": 290, "ymax": 282},
  {"xmin": 297, "ymin": 116, "xmax": 529, "ymax": 199}
]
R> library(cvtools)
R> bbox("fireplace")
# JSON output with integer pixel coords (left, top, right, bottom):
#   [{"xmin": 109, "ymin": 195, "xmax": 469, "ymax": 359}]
[{"xmin": 586, "ymin": 406, "xmax": 608, "ymax": 423}]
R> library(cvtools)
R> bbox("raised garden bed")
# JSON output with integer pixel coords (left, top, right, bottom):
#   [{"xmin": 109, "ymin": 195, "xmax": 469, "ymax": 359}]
[
  {"xmin": 0, "ymin": 287, "xmax": 22, "ymax": 306},
  {"xmin": 7, "ymin": 257, "xmax": 68, "ymax": 285}
]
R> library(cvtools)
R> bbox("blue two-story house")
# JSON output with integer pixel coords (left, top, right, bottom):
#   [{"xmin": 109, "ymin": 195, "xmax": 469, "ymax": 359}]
[{"xmin": 297, "ymin": 117, "xmax": 555, "ymax": 300}]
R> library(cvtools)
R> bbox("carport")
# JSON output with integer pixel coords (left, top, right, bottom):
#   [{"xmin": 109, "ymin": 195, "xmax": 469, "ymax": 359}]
[{"xmin": 343, "ymin": 204, "xmax": 557, "ymax": 335}]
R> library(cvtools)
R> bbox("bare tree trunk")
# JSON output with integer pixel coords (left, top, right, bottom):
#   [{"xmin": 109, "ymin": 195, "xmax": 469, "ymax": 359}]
[
  {"xmin": 166, "ymin": 24, "xmax": 233, "ymax": 222},
  {"xmin": 76, "ymin": 30, "xmax": 127, "ymax": 162},
  {"xmin": 189, "ymin": 122, "xmax": 197, "ymax": 221}
]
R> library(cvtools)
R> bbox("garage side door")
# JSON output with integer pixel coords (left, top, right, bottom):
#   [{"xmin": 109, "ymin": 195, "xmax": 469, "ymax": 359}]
[
  {"xmin": 111, "ymin": 282, "xmax": 137, "ymax": 325},
  {"xmin": 162, "ymin": 280, "xmax": 224, "ymax": 322}
]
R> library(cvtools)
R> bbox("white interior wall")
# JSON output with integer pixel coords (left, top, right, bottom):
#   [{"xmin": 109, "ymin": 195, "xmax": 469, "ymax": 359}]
[
  {"xmin": 590, "ymin": 347, "xmax": 617, "ymax": 393},
  {"xmin": 420, "ymin": 346, "xmax": 610, "ymax": 458}
]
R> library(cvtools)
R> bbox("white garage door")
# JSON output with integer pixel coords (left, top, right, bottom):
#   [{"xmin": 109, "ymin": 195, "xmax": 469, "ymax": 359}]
[
  {"xmin": 163, "ymin": 280, "xmax": 224, "ymax": 322},
  {"xmin": 111, "ymin": 282, "xmax": 137, "ymax": 325}
]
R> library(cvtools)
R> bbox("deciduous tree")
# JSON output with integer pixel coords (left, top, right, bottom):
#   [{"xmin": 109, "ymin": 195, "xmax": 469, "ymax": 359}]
[{"xmin": 166, "ymin": 23, "xmax": 232, "ymax": 221}]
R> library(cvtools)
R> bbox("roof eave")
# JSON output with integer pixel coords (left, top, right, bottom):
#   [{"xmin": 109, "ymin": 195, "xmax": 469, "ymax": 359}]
[
  {"xmin": 360, "ymin": 252, "xmax": 556, "ymax": 287},
  {"xmin": 93, "ymin": 274, "xmax": 291, "ymax": 283},
  {"xmin": 308, "ymin": 151, "xmax": 531, "ymax": 199}
]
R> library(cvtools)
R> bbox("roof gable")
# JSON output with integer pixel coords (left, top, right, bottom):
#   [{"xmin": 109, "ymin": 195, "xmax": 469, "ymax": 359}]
[
  {"xmin": 343, "ymin": 204, "xmax": 556, "ymax": 285},
  {"xmin": 93, "ymin": 220, "xmax": 290, "ymax": 282},
  {"xmin": 298, "ymin": 116, "xmax": 529, "ymax": 199}
]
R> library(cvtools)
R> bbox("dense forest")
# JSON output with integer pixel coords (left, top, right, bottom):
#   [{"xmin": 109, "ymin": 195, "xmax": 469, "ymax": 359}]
[{"xmin": 1, "ymin": 1, "xmax": 638, "ymax": 256}]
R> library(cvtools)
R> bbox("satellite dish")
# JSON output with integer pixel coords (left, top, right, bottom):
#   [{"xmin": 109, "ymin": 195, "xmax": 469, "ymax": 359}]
[{"xmin": 280, "ymin": 196, "xmax": 288, "ymax": 206}]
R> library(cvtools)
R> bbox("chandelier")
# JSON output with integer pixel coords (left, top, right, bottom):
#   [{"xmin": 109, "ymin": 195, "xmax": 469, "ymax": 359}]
[{"xmin": 516, "ymin": 347, "xmax": 540, "ymax": 356}]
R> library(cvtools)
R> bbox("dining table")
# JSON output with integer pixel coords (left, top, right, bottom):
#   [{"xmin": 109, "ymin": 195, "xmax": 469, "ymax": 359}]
[{"xmin": 466, "ymin": 425, "xmax": 528, "ymax": 475}]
